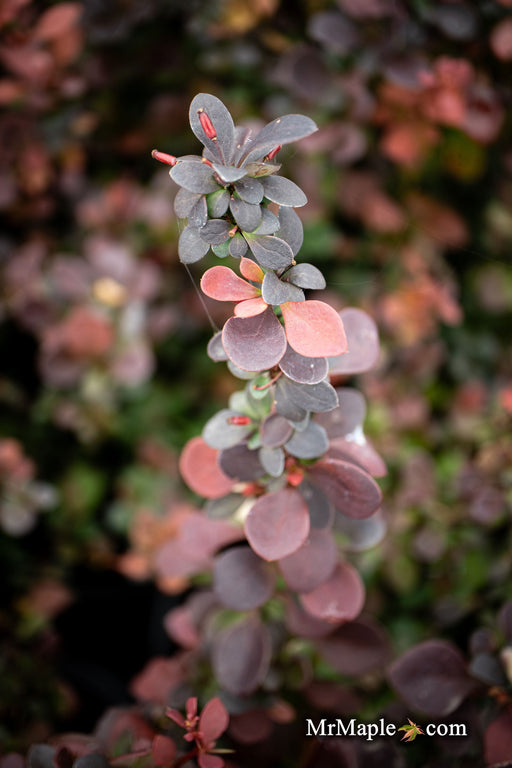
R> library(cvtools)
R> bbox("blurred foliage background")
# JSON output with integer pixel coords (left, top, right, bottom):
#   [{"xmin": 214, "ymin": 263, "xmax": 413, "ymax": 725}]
[{"xmin": 1, "ymin": 0, "xmax": 512, "ymax": 759}]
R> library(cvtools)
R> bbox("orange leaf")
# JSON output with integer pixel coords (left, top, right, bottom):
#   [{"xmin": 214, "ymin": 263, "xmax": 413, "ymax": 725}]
[
  {"xmin": 234, "ymin": 297, "xmax": 267, "ymax": 317},
  {"xmin": 281, "ymin": 301, "xmax": 348, "ymax": 358},
  {"xmin": 240, "ymin": 257, "xmax": 264, "ymax": 283},
  {"xmin": 201, "ymin": 266, "xmax": 260, "ymax": 302}
]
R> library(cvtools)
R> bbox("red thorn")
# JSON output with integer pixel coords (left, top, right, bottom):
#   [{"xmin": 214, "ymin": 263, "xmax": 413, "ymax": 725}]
[
  {"xmin": 227, "ymin": 416, "xmax": 252, "ymax": 426},
  {"xmin": 266, "ymin": 145, "xmax": 281, "ymax": 161},
  {"xmin": 151, "ymin": 150, "xmax": 177, "ymax": 166},
  {"xmin": 197, "ymin": 109, "xmax": 217, "ymax": 140}
]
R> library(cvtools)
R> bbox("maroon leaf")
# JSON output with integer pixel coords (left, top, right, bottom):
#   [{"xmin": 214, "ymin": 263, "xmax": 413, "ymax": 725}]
[
  {"xmin": 213, "ymin": 546, "xmax": 276, "ymax": 610},
  {"xmin": 260, "ymin": 412, "xmax": 294, "ymax": 447},
  {"xmin": 212, "ymin": 616, "xmax": 271, "ymax": 695},
  {"xmin": 300, "ymin": 562, "xmax": 365, "ymax": 624},
  {"xmin": 279, "ymin": 529, "xmax": 338, "ymax": 592},
  {"xmin": 315, "ymin": 389, "xmax": 366, "ymax": 437},
  {"xmin": 308, "ymin": 458, "xmax": 382, "ymax": 519},
  {"xmin": 484, "ymin": 708, "xmax": 512, "ymax": 767},
  {"xmin": 326, "ymin": 437, "xmax": 387, "ymax": 478},
  {"xmin": 329, "ymin": 308, "xmax": 380, "ymax": 375},
  {"xmin": 179, "ymin": 437, "xmax": 233, "ymax": 499},
  {"xmin": 244, "ymin": 488, "xmax": 310, "ymax": 561},
  {"xmin": 219, "ymin": 442, "xmax": 264, "ymax": 481},
  {"xmin": 316, "ymin": 617, "xmax": 391, "ymax": 676},
  {"xmin": 388, "ymin": 640, "xmax": 476, "ymax": 716},
  {"xmin": 222, "ymin": 307, "xmax": 287, "ymax": 372},
  {"xmin": 285, "ymin": 597, "xmax": 335, "ymax": 638}
]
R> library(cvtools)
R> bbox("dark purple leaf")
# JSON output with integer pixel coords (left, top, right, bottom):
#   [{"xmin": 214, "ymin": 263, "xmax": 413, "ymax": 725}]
[
  {"xmin": 316, "ymin": 617, "xmax": 391, "ymax": 676},
  {"xmin": 188, "ymin": 195, "xmax": 208, "ymax": 228},
  {"xmin": 174, "ymin": 188, "xmax": 202, "ymax": 218},
  {"xmin": 212, "ymin": 163, "xmax": 247, "ymax": 183},
  {"xmin": 254, "ymin": 208, "xmax": 280, "ymax": 235},
  {"xmin": 315, "ymin": 388, "xmax": 366, "ymax": 437},
  {"xmin": 27, "ymin": 747, "xmax": 54, "ymax": 768},
  {"xmin": 213, "ymin": 546, "xmax": 276, "ymax": 610},
  {"xmin": 279, "ymin": 529, "xmax": 338, "ymax": 592},
  {"xmin": 469, "ymin": 653, "xmax": 507, "ymax": 687},
  {"xmin": 283, "ymin": 378, "xmax": 338, "ymax": 413},
  {"xmin": 207, "ymin": 331, "xmax": 228, "ymax": 362},
  {"xmin": 275, "ymin": 378, "xmax": 308, "ymax": 422},
  {"xmin": 326, "ymin": 437, "xmax": 387, "ymax": 478},
  {"xmin": 222, "ymin": 307, "xmax": 287, "ymax": 372},
  {"xmin": 276, "ymin": 207, "xmax": 303, "ymax": 255},
  {"xmin": 230, "ymin": 197, "xmax": 262, "ymax": 233},
  {"xmin": 285, "ymin": 420, "xmax": 328, "ymax": 459},
  {"xmin": 285, "ymin": 596, "xmax": 335, "ymax": 638},
  {"xmin": 498, "ymin": 600, "xmax": 512, "ymax": 643},
  {"xmin": 283, "ymin": 262, "xmax": 326, "ymax": 290},
  {"xmin": 189, "ymin": 93, "xmax": 235, "ymax": 165},
  {"xmin": 219, "ymin": 442, "xmax": 264, "ymax": 481},
  {"xmin": 205, "ymin": 493, "xmax": 244, "ymax": 520},
  {"xmin": 262, "ymin": 176, "xmax": 307, "ymax": 207},
  {"xmin": 170, "ymin": 160, "xmax": 219, "ymax": 194},
  {"xmin": 299, "ymin": 480, "xmax": 334, "ymax": 529},
  {"xmin": 242, "ymin": 113, "xmax": 318, "ymax": 164},
  {"xmin": 388, "ymin": 640, "xmax": 476, "ymax": 716},
  {"xmin": 212, "ymin": 616, "xmax": 271, "ymax": 695},
  {"xmin": 308, "ymin": 11, "xmax": 359, "ymax": 54},
  {"xmin": 300, "ymin": 562, "xmax": 365, "ymax": 624},
  {"xmin": 308, "ymin": 458, "xmax": 382, "ymax": 519},
  {"xmin": 234, "ymin": 177, "xmax": 264, "ymax": 204},
  {"xmin": 485, "ymin": 710, "xmax": 512, "ymax": 767},
  {"xmin": 260, "ymin": 413, "xmax": 294, "ymax": 447},
  {"xmin": 200, "ymin": 219, "xmax": 232, "ymax": 245},
  {"xmin": 229, "ymin": 233, "xmax": 248, "ymax": 258},
  {"xmin": 244, "ymin": 488, "xmax": 310, "ymax": 561},
  {"xmin": 329, "ymin": 308, "xmax": 379, "ymax": 375},
  {"xmin": 207, "ymin": 188, "xmax": 230, "ymax": 217},
  {"xmin": 178, "ymin": 225, "xmax": 210, "ymax": 264},
  {"xmin": 258, "ymin": 446, "xmax": 285, "ymax": 477},
  {"xmin": 332, "ymin": 509, "xmax": 386, "ymax": 552},
  {"xmin": 203, "ymin": 409, "xmax": 254, "ymax": 450},
  {"xmin": 279, "ymin": 345, "xmax": 328, "ymax": 385},
  {"xmin": 246, "ymin": 234, "xmax": 294, "ymax": 269},
  {"xmin": 262, "ymin": 271, "xmax": 305, "ymax": 306}
]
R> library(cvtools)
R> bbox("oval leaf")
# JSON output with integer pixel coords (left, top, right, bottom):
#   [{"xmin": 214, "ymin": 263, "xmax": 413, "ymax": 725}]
[
  {"xmin": 285, "ymin": 420, "xmax": 329, "ymax": 459},
  {"xmin": 329, "ymin": 308, "xmax": 379, "ymax": 375},
  {"xmin": 315, "ymin": 389, "xmax": 366, "ymax": 437},
  {"xmin": 207, "ymin": 331, "xmax": 228, "ymax": 362},
  {"xmin": 212, "ymin": 617, "xmax": 271, "ymax": 695},
  {"xmin": 283, "ymin": 262, "xmax": 326, "ymax": 290},
  {"xmin": 262, "ymin": 175, "xmax": 307, "ymax": 207},
  {"xmin": 178, "ymin": 225, "xmax": 210, "ymax": 264},
  {"xmin": 179, "ymin": 437, "xmax": 233, "ymax": 499},
  {"xmin": 317, "ymin": 617, "xmax": 391, "ymax": 677},
  {"xmin": 212, "ymin": 163, "xmax": 247, "ymax": 183},
  {"xmin": 234, "ymin": 297, "xmax": 268, "ymax": 317},
  {"xmin": 222, "ymin": 307, "xmax": 287, "ymax": 372},
  {"xmin": 262, "ymin": 271, "xmax": 305, "ymax": 306},
  {"xmin": 207, "ymin": 189, "xmax": 230, "ymax": 217},
  {"xmin": 214, "ymin": 546, "xmax": 276, "ymax": 610},
  {"xmin": 234, "ymin": 177, "xmax": 264, "ymax": 204},
  {"xmin": 276, "ymin": 207, "xmax": 304, "ymax": 256},
  {"xmin": 200, "ymin": 219, "xmax": 232, "ymax": 245},
  {"xmin": 300, "ymin": 562, "xmax": 365, "ymax": 624},
  {"xmin": 282, "ymin": 301, "xmax": 348, "ymax": 358},
  {"xmin": 230, "ymin": 197, "xmax": 262, "ymax": 233},
  {"xmin": 279, "ymin": 529, "xmax": 338, "ymax": 593},
  {"xmin": 229, "ymin": 233, "xmax": 249, "ymax": 258},
  {"xmin": 258, "ymin": 445, "xmax": 285, "ymax": 477},
  {"xmin": 308, "ymin": 458, "xmax": 382, "ymax": 519},
  {"xmin": 174, "ymin": 188, "xmax": 202, "ymax": 218},
  {"xmin": 171, "ymin": 160, "xmax": 219, "ymax": 194},
  {"xmin": 203, "ymin": 409, "xmax": 254, "ymax": 449},
  {"xmin": 299, "ymin": 480, "xmax": 334, "ymax": 529},
  {"xmin": 279, "ymin": 345, "xmax": 328, "ymax": 385},
  {"xmin": 244, "ymin": 488, "xmax": 310, "ymax": 561},
  {"xmin": 282, "ymin": 377, "xmax": 339, "ymax": 413},
  {"xmin": 246, "ymin": 234, "xmax": 294, "ymax": 270},
  {"xmin": 189, "ymin": 93, "xmax": 235, "ymax": 164},
  {"xmin": 260, "ymin": 412, "xmax": 294, "ymax": 447},
  {"xmin": 201, "ymin": 266, "xmax": 259, "ymax": 302},
  {"xmin": 388, "ymin": 640, "xmax": 476, "ymax": 716},
  {"xmin": 240, "ymin": 257, "xmax": 264, "ymax": 283},
  {"xmin": 242, "ymin": 113, "xmax": 318, "ymax": 164},
  {"xmin": 219, "ymin": 442, "xmax": 264, "ymax": 481}
]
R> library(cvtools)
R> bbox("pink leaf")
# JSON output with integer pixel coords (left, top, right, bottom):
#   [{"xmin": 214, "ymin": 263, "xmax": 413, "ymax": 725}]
[
  {"xmin": 201, "ymin": 266, "xmax": 259, "ymax": 302},
  {"xmin": 234, "ymin": 297, "xmax": 267, "ymax": 317},
  {"xmin": 300, "ymin": 562, "xmax": 365, "ymax": 623},
  {"xmin": 179, "ymin": 437, "xmax": 233, "ymax": 499},
  {"xmin": 198, "ymin": 755, "xmax": 224, "ymax": 768},
  {"xmin": 329, "ymin": 308, "xmax": 379, "ymax": 375},
  {"xmin": 279, "ymin": 529, "xmax": 338, "ymax": 593},
  {"xmin": 244, "ymin": 488, "xmax": 310, "ymax": 561},
  {"xmin": 281, "ymin": 301, "xmax": 348, "ymax": 358},
  {"xmin": 199, "ymin": 698, "xmax": 230, "ymax": 743},
  {"xmin": 151, "ymin": 735, "xmax": 176, "ymax": 767},
  {"xmin": 240, "ymin": 257, "xmax": 264, "ymax": 282}
]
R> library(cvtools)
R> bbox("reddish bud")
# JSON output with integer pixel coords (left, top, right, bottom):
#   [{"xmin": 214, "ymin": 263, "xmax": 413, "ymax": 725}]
[
  {"xmin": 198, "ymin": 109, "xmax": 217, "ymax": 140},
  {"xmin": 287, "ymin": 470, "xmax": 304, "ymax": 487},
  {"xmin": 228, "ymin": 225, "xmax": 238, "ymax": 237},
  {"xmin": 228, "ymin": 416, "xmax": 252, "ymax": 425},
  {"xmin": 201, "ymin": 157, "xmax": 213, "ymax": 167},
  {"xmin": 266, "ymin": 145, "xmax": 281, "ymax": 161},
  {"xmin": 151, "ymin": 150, "xmax": 177, "ymax": 166}
]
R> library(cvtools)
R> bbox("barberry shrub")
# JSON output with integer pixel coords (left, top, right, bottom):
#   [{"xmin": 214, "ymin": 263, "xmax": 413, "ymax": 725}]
[{"xmin": 151, "ymin": 94, "xmax": 388, "ymax": 701}]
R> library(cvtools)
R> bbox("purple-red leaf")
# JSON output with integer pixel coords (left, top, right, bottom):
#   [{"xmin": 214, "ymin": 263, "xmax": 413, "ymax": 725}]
[
  {"xmin": 329, "ymin": 308, "xmax": 380, "ymax": 375},
  {"xmin": 308, "ymin": 458, "xmax": 382, "ymax": 519},
  {"xmin": 179, "ymin": 437, "xmax": 233, "ymax": 499},
  {"xmin": 244, "ymin": 488, "xmax": 310, "ymax": 561},
  {"xmin": 213, "ymin": 546, "xmax": 276, "ymax": 610},
  {"xmin": 212, "ymin": 616, "xmax": 271, "ymax": 695},
  {"xmin": 279, "ymin": 529, "xmax": 338, "ymax": 593},
  {"xmin": 222, "ymin": 307, "xmax": 287, "ymax": 371},
  {"xmin": 316, "ymin": 617, "xmax": 391, "ymax": 676},
  {"xmin": 388, "ymin": 640, "xmax": 476, "ymax": 716},
  {"xmin": 282, "ymin": 300, "xmax": 348, "ymax": 358},
  {"xmin": 199, "ymin": 697, "xmax": 229, "ymax": 744},
  {"xmin": 300, "ymin": 562, "xmax": 365, "ymax": 624}
]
